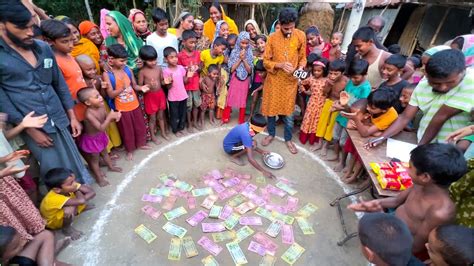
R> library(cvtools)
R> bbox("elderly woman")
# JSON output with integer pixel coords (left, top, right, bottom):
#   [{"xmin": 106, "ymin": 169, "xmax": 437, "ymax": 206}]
[
  {"xmin": 244, "ymin": 19, "xmax": 261, "ymax": 47},
  {"xmin": 194, "ymin": 19, "xmax": 211, "ymax": 51},
  {"xmin": 203, "ymin": 0, "xmax": 238, "ymax": 41},
  {"xmin": 169, "ymin": 11, "xmax": 194, "ymax": 39},
  {"xmin": 128, "ymin": 8, "xmax": 151, "ymax": 41}
]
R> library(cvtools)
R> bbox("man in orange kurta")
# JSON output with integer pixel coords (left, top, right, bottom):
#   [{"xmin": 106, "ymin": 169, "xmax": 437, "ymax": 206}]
[{"xmin": 261, "ymin": 8, "xmax": 306, "ymax": 154}]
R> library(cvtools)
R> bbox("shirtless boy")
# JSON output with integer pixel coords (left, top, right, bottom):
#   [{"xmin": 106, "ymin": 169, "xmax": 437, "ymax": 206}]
[
  {"xmin": 138, "ymin": 45, "xmax": 169, "ymax": 143},
  {"xmin": 200, "ymin": 64, "xmax": 219, "ymax": 126},
  {"xmin": 76, "ymin": 55, "xmax": 106, "ymax": 98},
  {"xmin": 312, "ymin": 59, "xmax": 348, "ymax": 155},
  {"xmin": 349, "ymin": 143, "xmax": 468, "ymax": 259},
  {"xmin": 77, "ymin": 88, "xmax": 122, "ymax": 186},
  {"xmin": 329, "ymin": 32, "xmax": 343, "ymax": 62}
]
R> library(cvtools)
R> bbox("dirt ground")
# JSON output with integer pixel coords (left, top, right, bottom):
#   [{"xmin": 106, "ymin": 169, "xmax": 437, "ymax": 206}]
[{"xmin": 58, "ymin": 122, "xmax": 369, "ymax": 266}]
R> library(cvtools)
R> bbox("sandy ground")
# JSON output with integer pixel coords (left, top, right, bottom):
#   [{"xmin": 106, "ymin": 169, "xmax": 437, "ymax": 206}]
[{"xmin": 57, "ymin": 121, "xmax": 369, "ymax": 266}]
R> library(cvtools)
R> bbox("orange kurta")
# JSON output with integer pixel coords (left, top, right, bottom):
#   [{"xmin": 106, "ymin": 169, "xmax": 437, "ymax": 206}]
[{"xmin": 261, "ymin": 29, "xmax": 306, "ymax": 117}]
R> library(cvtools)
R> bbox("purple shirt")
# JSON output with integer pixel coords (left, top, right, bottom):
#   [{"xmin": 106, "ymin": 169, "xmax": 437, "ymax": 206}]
[{"xmin": 163, "ymin": 65, "xmax": 188, "ymax": 102}]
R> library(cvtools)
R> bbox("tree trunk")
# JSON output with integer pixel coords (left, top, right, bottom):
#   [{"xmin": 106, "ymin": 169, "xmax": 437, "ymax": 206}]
[{"xmin": 84, "ymin": 0, "xmax": 94, "ymax": 23}]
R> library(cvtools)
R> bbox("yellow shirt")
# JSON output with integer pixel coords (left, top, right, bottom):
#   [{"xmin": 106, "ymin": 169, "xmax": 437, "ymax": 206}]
[
  {"xmin": 371, "ymin": 107, "xmax": 398, "ymax": 131},
  {"xmin": 40, "ymin": 188, "xmax": 86, "ymax": 229},
  {"xmin": 200, "ymin": 49, "xmax": 224, "ymax": 76}
]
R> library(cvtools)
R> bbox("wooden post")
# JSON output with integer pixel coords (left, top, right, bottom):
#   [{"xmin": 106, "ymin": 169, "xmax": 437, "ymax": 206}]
[
  {"xmin": 338, "ymin": 6, "xmax": 346, "ymax": 32},
  {"xmin": 341, "ymin": 0, "xmax": 366, "ymax": 53},
  {"xmin": 84, "ymin": 0, "xmax": 94, "ymax": 23},
  {"xmin": 250, "ymin": 4, "xmax": 255, "ymax": 20},
  {"xmin": 429, "ymin": 7, "xmax": 450, "ymax": 47}
]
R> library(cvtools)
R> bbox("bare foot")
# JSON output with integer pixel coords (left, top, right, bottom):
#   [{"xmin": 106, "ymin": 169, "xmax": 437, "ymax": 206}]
[
  {"xmin": 109, "ymin": 152, "xmax": 120, "ymax": 160},
  {"xmin": 54, "ymin": 260, "xmax": 73, "ymax": 266},
  {"xmin": 151, "ymin": 136, "xmax": 162, "ymax": 145},
  {"xmin": 84, "ymin": 204, "xmax": 96, "ymax": 212},
  {"xmin": 63, "ymin": 226, "xmax": 83, "ymax": 241},
  {"xmin": 195, "ymin": 123, "xmax": 202, "ymax": 130},
  {"xmin": 126, "ymin": 152, "xmax": 133, "ymax": 161},
  {"xmin": 342, "ymin": 166, "xmax": 350, "ymax": 174},
  {"xmin": 175, "ymin": 131, "xmax": 184, "ymax": 137},
  {"xmin": 310, "ymin": 142, "xmax": 323, "ymax": 152},
  {"xmin": 230, "ymin": 156, "xmax": 245, "ymax": 166},
  {"xmin": 210, "ymin": 119, "xmax": 216, "ymax": 125},
  {"xmin": 55, "ymin": 236, "xmax": 72, "ymax": 255},
  {"xmin": 161, "ymin": 134, "xmax": 171, "ymax": 141},
  {"xmin": 261, "ymin": 136, "xmax": 274, "ymax": 146},
  {"xmin": 341, "ymin": 170, "xmax": 352, "ymax": 180},
  {"xmin": 325, "ymin": 155, "xmax": 339, "ymax": 161},
  {"xmin": 139, "ymin": 145, "xmax": 152, "ymax": 150},
  {"xmin": 333, "ymin": 163, "xmax": 345, "ymax": 172},
  {"xmin": 344, "ymin": 175, "xmax": 358, "ymax": 184},
  {"xmin": 187, "ymin": 127, "xmax": 194, "ymax": 133},
  {"xmin": 108, "ymin": 166, "xmax": 123, "ymax": 173}
]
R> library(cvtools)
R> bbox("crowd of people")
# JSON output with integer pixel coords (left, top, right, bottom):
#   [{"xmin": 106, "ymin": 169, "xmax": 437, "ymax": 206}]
[{"xmin": 0, "ymin": 0, "xmax": 473, "ymax": 265}]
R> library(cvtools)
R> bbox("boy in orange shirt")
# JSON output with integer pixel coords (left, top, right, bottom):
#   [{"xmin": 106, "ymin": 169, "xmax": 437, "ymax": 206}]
[{"xmin": 40, "ymin": 20, "xmax": 87, "ymax": 122}]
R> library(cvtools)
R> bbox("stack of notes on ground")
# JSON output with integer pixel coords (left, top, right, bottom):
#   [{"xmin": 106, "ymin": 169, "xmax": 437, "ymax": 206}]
[{"xmin": 135, "ymin": 169, "xmax": 319, "ymax": 265}]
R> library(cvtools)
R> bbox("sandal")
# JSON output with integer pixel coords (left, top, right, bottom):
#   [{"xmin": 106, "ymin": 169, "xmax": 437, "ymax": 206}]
[
  {"xmin": 261, "ymin": 135, "xmax": 274, "ymax": 146},
  {"xmin": 286, "ymin": 141, "xmax": 298, "ymax": 154}
]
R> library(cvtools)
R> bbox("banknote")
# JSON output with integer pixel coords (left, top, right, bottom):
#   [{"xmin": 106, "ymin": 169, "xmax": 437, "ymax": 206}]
[
  {"xmin": 259, "ymin": 254, "xmax": 276, "ymax": 266},
  {"xmin": 162, "ymin": 222, "xmax": 187, "ymax": 238},
  {"xmin": 186, "ymin": 210, "xmax": 208, "ymax": 227},
  {"xmin": 271, "ymin": 210, "xmax": 294, "ymax": 225},
  {"xmin": 197, "ymin": 236, "xmax": 223, "ymax": 256},
  {"xmin": 235, "ymin": 201, "xmax": 257, "ymax": 215},
  {"xmin": 281, "ymin": 224, "xmax": 295, "ymax": 244},
  {"xmin": 227, "ymin": 194, "xmax": 246, "ymax": 207},
  {"xmin": 295, "ymin": 216, "xmax": 315, "ymax": 235},
  {"xmin": 212, "ymin": 230, "xmax": 236, "ymax": 242},
  {"xmin": 222, "ymin": 177, "xmax": 241, "ymax": 188},
  {"xmin": 164, "ymin": 206, "xmax": 188, "ymax": 221},
  {"xmin": 134, "ymin": 224, "xmax": 157, "ymax": 244},
  {"xmin": 275, "ymin": 181, "xmax": 297, "ymax": 196},
  {"xmin": 149, "ymin": 187, "xmax": 171, "ymax": 197},
  {"xmin": 235, "ymin": 225, "xmax": 254, "ymax": 243},
  {"xmin": 241, "ymin": 183, "xmax": 258, "ymax": 197},
  {"xmin": 281, "ymin": 242, "xmax": 305, "ymax": 265},
  {"xmin": 209, "ymin": 169, "xmax": 223, "ymax": 180},
  {"xmin": 141, "ymin": 205, "xmax": 161, "ymax": 220},
  {"xmin": 192, "ymin": 187, "xmax": 213, "ymax": 197},
  {"xmin": 265, "ymin": 220, "xmax": 283, "ymax": 238},
  {"xmin": 218, "ymin": 205, "xmax": 233, "ymax": 220},
  {"xmin": 226, "ymin": 241, "xmax": 248, "ymax": 265},
  {"xmin": 173, "ymin": 180, "xmax": 193, "ymax": 192},
  {"xmin": 168, "ymin": 237, "xmax": 181, "ymax": 260},
  {"xmin": 201, "ymin": 194, "xmax": 218, "ymax": 209},
  {"xmin": 224, "ymin": 212, "xmax": 241, "ymax": 230},
  {"xmin": 187, "ymin": 196, "xmax": 196, "ymax": 209},
  {"xmin": 252, "ymin": 232, "xmax": 278, "ymax": 256},
  {"xmin": 256, "ymin": 175, "xmax": 266, "ymax": 184},
  {"xmin": 161, "ymin": 196, "xmax": 177, "ymax": 210},
  {"xmin": 209, "ymin": 205, "xmax": 223, "ymax": 218},
  {"xmin": 202, "ymin": 222, "xmax": 226, "ymax": 233},
  {"xmin": 286, "ymin": 196, "xmax": 299, "ymax": 212},
  {"xmin": 202, "ymin": 255, "xmax": 219, "ymax": 266},
  {"xmin": 239, "ymin": 216, "xmax": 263, "ymax": 226},
  {"xmin": 141, "ymin": 194, "xmax": 162, "ymax": 203},
  {"xmin": 265, "ymin": 184, "xmax": 286, "ymax": 197},
  {"xmin": 182, "ymin": 236, "xmax": 198, "ymax": 258},
  {"xmin": 255, "ymin": 207, "xmax": 275, "ymax": 222},
  {"xmin": 248, "ymin": 240, "xmax": 267, "ymax": 256},
  {"xmin": 296, "ymin": 203, "xmax": 319, "ymax": 217},
  {"xmin": 217, "ymin": 188, "xmax": 237, "ymax": 200}
]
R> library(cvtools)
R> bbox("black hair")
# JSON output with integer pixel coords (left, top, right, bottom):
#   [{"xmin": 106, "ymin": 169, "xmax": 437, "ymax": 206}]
[
  {"xmin": 139, "ymin": 45, "xmax": 158, "ymax": 61},
  {"xmin": 329, "ymin": 59, "xmax": 346, "ymax": 73},
  {"xmin": 182, "ymin": 29, "xmax": 197, "ymax": 41},
  {"xmin": 347, "ymin": 59, "xmax": 369, "ymax": 76},
  {"xmin": 0, "ymin": 225, "xmax": 16, "ymax": 257},
  {"xmin": 107, "ymin": 44, "xmax": 128, "ymax": 59},
  {"xmin": 387, "ymin": 44, "xmax": 401, "ymax": 54},
  {"xmin": 434, "ymin": 225, "xmax": 474, "ymax": 265},
  {"xmin": 351, "ymin": 98, "xmax": 368, "ymax": 113},
  {"xmin": 255, "ymin": 35, "xmax": 267, "ymax": 43},
  {"xmin": 44, "ymin": 168, "xmax": 74, "ymax": 189},
  {"xmin": 210, "ymin": 0, "xmax": 221, "ymax": 12},
  {"xmin": 32, "ymin": 24, "xmax": 42, "ymax": 38},
  {"xmin": 40, "ymin": 19, "xmax": 71, "ymax": 40},
  {"xmin": 312, "ymin": 57, "xmax": 329, "ymax": 77},
  {"xmin": 250, "ymin": 113, "xmax": 267, "ymax": 127},
  {"xmin": 163, "ymin": 46, "xmax": 177, "ymax": 58},
  {"xmin": 151, "ymin": 7, "xmax": 169, "ymax": 24},
  {"xmin": 278, "ymin": 7, "xmax": 298, "ymax": 25},
  {"xmin": 410, "ymin": 143, "xmax": 467, "ymax": 187},
  {"xmin": 57, "ymin": 17, "xmax": 78, "ymax": 29},
  {"xmin": 407, "ymin": 55, "xmax": 422, "ymax": 69},
  {"xmin": 227, "ymin": 33, "xmax": 238, "ymax": 42},
  {"xmin": 77, "ymin": 87, "xmax": 96, "ymax": 104},
  {"xmin": 367, "ymin": 16, "xmax": 386, "ymax": 30},
  {"xmin": 255, "ymin": 59, "xmax": 265, "ymax": 72},
  {"xmin": 207, "ymin": 64, "xmax": 219, "ymax": 74},
  {"xmin": 307, "ymin": 53, "xmax": 321, "ymax": 67},
  {"xmin": 358, "ymin": 213, "xmax": 413, "ymax": 266},
  {"xmin": 451, "ymin": 36, "xmax": 464, "ymax": 50},
  {"xmin": 403, "ymin": 83, "xmax": 417, "ymax": 91},
  {"xmin": 385, "ymin": 54, "xmax": 407, "ymax": 69},
  {"xmin": 352, "ymin": 26, "xmax": 375, "ymax": 42},
  {"xmin": 213, "ymin": 36, "xmax": 228, "ymax": 48},
  {"xmin": 367, "ymin": 87, "xmax": 396, "ymax": 110},
  {"xmin": 305, "ymin": 26, "xmax": 320, "ymax": 36},
  {"xmin": 0, "ymin": 0, "xmax": 32, "ymax": 28},
  {"xmin": 425, "ymin": 49, "xmax": 466, "ymax": 79}
]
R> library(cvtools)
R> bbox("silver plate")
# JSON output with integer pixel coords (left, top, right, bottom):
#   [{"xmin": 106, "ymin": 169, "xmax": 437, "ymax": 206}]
[{"xmin": 263, "ymin": 152, "xmax": 285, "ymax": 169}]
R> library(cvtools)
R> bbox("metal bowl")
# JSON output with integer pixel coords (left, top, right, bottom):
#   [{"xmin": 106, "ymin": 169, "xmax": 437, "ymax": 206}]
[{"xmin": 263, "ymin": 152, "xmax": 285, "ymax": 169}]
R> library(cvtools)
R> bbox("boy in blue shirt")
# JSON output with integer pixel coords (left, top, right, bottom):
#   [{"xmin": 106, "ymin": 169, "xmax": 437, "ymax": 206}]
[{"xmin": 223, "ymin": 114, "xmax": 274, "ymax": 178}]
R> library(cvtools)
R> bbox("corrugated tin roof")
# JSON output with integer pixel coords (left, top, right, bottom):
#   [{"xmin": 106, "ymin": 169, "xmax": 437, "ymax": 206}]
[{"xmin": 345, "ymin": 0, "xmax": 401, "ymax": 8}]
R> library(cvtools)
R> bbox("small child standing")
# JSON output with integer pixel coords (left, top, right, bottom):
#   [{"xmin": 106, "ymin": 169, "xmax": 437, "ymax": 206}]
[
  {"xmin": 102, "ymin": 44, "xmax": 151, "ymax": 161},
  {"xmin": 380, "ymin": 54, "xmax": 409, "ymax": 113},
  {"xmin": 299, "ymin": 58, "xmax": 329, "ymax": 145},
  {"xmin": 200, "ymin": 64, "xmax": 220, "ymax": 125},
  {"xmin": 40, "ymin": 168, "xmax": 96, "ymax": 240},
  {"xmin": 77, "ymin": 88, "xmax": 122, "ymax": 187},
  {"xmin": 254, "ymin": 35, "xmax": 267, "ymax": 60},
  {"xmin": 178, "ymin": 30, "xmax": 202, "ymax": 132},
  {"xmin": 163, "ymin": 47, "xmax": 193, "ymax": 137},
  {"xmin": 223, "ymin": 32, "xmax": 254, "ymax": 124},
  {"xmin": 41, "ymin": 20, "xmax": 87, "ymax": 123},
  {"xmin": 328, "ymin": 59, "xmax": 371, "ymax": 172},
  {"xmin": 329, "ymin": 32, "xmax": 343, "ymax": 62},
  {"xmin": 249, "ymin": 60, "xmax": 266, "ymax": 118},
  {"xmin": 313, "ymin": 59, "xmax": 348, "ymax": 154},
  {"xmin": 138, "ymin": 45, "xmax": 169, "ymax": 143}
]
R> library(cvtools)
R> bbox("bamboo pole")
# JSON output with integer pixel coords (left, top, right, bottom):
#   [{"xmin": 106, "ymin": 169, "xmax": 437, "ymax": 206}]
[
  {"xmin": 84, "ymin": 0, "xmax": 94, "ymax": 23},
  {"xmin": 429, "ymin": 7, "xmax": 450, "ymax": 47}
]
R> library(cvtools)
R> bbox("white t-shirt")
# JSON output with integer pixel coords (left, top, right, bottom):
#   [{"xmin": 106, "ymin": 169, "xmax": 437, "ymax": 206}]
[{"xmin": 146, "ymin": 32, "xmax": 179, "ymax": 67}]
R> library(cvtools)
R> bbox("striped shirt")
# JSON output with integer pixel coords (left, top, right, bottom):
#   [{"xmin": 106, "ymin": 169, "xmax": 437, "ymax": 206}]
[{"xmin": 409, "ymin": 67, "xmax": 474, "ymax": 143}]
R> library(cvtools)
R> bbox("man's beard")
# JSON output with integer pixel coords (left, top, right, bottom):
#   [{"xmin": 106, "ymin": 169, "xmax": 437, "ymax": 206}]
[{"xmin": 6, "ymin": 28, "xmax": 34, "ymax": 49}]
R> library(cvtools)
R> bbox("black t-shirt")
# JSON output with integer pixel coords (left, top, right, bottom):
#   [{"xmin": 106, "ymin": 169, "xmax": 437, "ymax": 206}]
[{"xmin": 380, "ymin": 79, "xmax": 409, "ymax": 114}]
